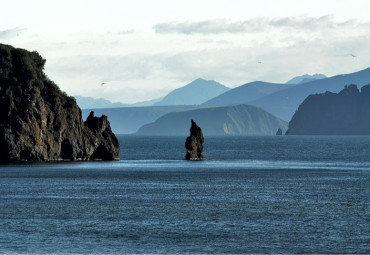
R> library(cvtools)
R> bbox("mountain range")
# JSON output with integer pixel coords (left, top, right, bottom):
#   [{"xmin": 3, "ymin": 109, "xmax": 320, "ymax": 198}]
[
  {"xmin": 75, "ymin": 96, "xmax": 162, "ymax": 109},
  {"xmin": 75, "ymin": 96, "xmax": 129, "ymax": 109},
  {"xmin": 285, "ymin": 74, "xmax": 327, "ymax": 84},
  {"xmin": 136, "ymin": 104, "xmax": 287, "ymax": 136},
  {"xmin": 75, "ymin": 73, "xmax": 326, "ymax": 112},
  {"xmin": 79, "ymin": 67, "xmax": 370, "ymax": 135},
  {"xmin": 202, "ymin": 81, "xmax": 295, "ymax": 107},
  {"xmin": 76, "ymin": 78, "xmax": 229, "ymax": 109},
  {"xmin": 251, "ymin": 67, "xmax": 370, "ymax": 121}
]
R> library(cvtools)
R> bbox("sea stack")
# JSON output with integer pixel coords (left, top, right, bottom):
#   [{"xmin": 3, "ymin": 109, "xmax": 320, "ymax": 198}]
[
  {"xmin": 0, "ymin": 43, "xmax": 120, "ymax": 162},
  {"xmin": 276, "ymin": 128, "xmax": 283, "ymax": 135},
  {"xmin": 185, "ymin": 120, "xmax": 205, "ymax": 160}
]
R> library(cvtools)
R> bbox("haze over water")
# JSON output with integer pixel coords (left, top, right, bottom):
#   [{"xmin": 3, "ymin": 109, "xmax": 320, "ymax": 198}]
[{"xmin": 0, "ymin": 135, "xmax": 369, "ymax": 254}]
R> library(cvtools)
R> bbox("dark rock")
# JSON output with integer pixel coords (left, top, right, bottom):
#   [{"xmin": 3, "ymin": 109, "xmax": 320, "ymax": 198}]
[
  {"xmin": 83, "ymin": 111, "xmax": 120, "ymax": 160},
  {"xmin": 0, "ymin": 43, "xmax": 120, "ymax": 162},
  {"xmin": 185, "ymin": 120, "xmax": 205, "ymax": 160},
  {"xmin": 276, "ymin": 128, "xmax": 283, "ymax": 135},
  {"xmin": 286, "ymin": 83, "xmax": 370, "ymax": 135}
]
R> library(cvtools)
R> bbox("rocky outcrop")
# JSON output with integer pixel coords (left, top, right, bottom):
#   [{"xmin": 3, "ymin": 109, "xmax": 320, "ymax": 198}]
[
  {"xmin": 286, "ymin": 84, "xmax": 370, "ymax": 135},
  {"xmin": 276, "ymin": 128, "xmax": 283, "ymax": 135},
  {"xmin": 185, "ymin": 120, "xmax": 205, "ymax": 160},
  {"xmin": 0, "ymin": 43, "xmax": 120, "ymax": 162}
]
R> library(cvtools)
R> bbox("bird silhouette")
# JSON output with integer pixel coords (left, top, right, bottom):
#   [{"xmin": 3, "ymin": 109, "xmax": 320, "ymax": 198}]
[
  {"xmin": 101, "ymin": 82, "xmax": 106, "ymax": 86},
  {"xmin": 350, "ymin": 54, "xmax": 356, "ymax": 58}
]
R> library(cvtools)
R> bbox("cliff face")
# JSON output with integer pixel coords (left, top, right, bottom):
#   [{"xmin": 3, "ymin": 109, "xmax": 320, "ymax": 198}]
[
  {"xmin": 286, "ymin": 84, "xmax": 370, "ymax": 135},
  {"xmin": 0, "ymin": 43, "xmax": 120, "ymax": 161},
  {"xmin": 136, "ymin": 104, "xmax": 288, "ymax": 136}
]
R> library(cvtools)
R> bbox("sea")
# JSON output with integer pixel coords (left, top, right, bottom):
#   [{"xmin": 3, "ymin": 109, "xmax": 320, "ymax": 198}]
[{"xmin": 0, "ymin": 135, "xmax": 369, "ymax": 254}]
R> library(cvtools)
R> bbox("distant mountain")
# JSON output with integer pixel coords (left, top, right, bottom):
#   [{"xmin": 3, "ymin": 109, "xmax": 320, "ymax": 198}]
[
  {"xmin": 135, "ymin": 104, "xmax": 287, "ymax": 136},
  {"xmin": 202, "ymin": 81, "xmax": 295, "ymax": 107},
  {"xmin": 251, "ymin": 67, "xmax": 370, "ymax": 121},
  {"xmin": 286, "ymin": 84, "xmax": 370, "ymax": 135},
  {"xmin": 154, "ymin": 78, "xmax": 230, "ymax": 106},
  {"xmin": 286, "ymin": 74, "xmax": 327, "ymax": 84},
  {"xmin": 81, "ymin": 105, "xmax": 201, "ymax": 134},
  {"xmin": 75, "ymin": 96, "xmax": 129, "ymax": 109},
  {"xmin": 75, "ymin": 96, "xmax": 163, "ymax": 109},
  {"xmin": 130, "ymin": 97, "xmax": 163, "ymax": 106}
]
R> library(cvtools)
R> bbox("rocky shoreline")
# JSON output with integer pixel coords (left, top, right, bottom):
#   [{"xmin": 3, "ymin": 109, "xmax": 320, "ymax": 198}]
[{"xmin": 0, "ymin": 43, "xmax": 120, "ymax": 162}]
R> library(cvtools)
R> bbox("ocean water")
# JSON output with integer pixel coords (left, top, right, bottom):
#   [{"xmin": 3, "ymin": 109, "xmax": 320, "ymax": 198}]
[{"xmin": 0, "ymin": 135, "xmax": 369, "ymax": 254}]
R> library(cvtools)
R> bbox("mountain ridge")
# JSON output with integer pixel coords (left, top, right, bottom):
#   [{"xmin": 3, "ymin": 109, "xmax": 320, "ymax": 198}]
[
  {"xmin": 286, "ymin": 74, "xmax": 327, "ymax": 84},
  {"xmin": 154, "ymin": 78, "xmax": 230, "ymax": 106},
  {"xmin": 75, "ymin": 95, "xmax": 162, "ymax": 109},
  {"xmin": 135, "ymin": 104, "xmax": 287, "ymax": 136},
  {"xmin": 202, "ymin": 81, "xmax": 295, "ymax": 107},
  {"xmin": 286, "ymin": 83, "xmax": 370, "ymax": 135},
  {"xmin": 251, "ymin": 67, "xmax": 370, "ymax": 121}
]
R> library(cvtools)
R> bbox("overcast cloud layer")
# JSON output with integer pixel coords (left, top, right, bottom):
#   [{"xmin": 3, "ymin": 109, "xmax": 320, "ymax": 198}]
[
  {"xmin": 0, "ymin": 27, "xmax": 27, "ymax": 39},
  {"xmin": 1, "ymin": 0, "xmax": 370, "ymax": 103},
  {"xmin": 153, "ymin": 15, "xmax": 361, "ymax": 34}
]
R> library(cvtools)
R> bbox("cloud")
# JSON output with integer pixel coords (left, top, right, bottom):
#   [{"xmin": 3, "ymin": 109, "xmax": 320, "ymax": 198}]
[
  {"xmin": 117, "ymin": 29, "xmax": 135, "ymax": 35},
  {"xmin": 0, "ymin": 27, "xmax": 27, "ymax": 39},
  {"xmin": 153, "ymin": 15, "xmax": 366, "ymax": 34},
  {"xmin": 105, "ymin": 29, "xmax": 135, "ymax": 36},
  {"xmin": 270, "ymin": 15, "xmax": 335, "ymax": 29},
  {"xmin": 48, "ymin": 54, "xmax": 165, "ymax": 81},
  {"xmin": 42, "ymin": 18, "xmax": 370, "ymax": 103},
  {"xmin": 154, "ymin": 18, "xmax": 267, "ymax": 34},
  {"xmin": 48, "ymin": 30, "xmax": 370, "ymax": 91}
]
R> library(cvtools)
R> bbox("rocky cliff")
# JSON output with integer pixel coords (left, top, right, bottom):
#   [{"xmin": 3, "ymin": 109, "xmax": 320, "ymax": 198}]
[
  {"xmin": 286, "ymin": 84, "xmax": 370, "ymax": 135},
  {"xmin": 185, "ymin": 120, "xmax": 205, "ymax": 160},
  {"xmin": 0, "ymin": 43, "xmax": 120, "ymax": 161}
]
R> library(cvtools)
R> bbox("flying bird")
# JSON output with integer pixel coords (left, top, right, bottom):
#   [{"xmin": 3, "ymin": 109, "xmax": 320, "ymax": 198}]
[
  {"xmin": 101, "ymin": 82, "xmax": 106, "ymax": 86},
  {"xmin": 350, "ymin": 54, "xmax": 356, "ymax": 58},
  {"xmin": 258, "ymin": 61, "xmax": 262, "ymax": 64}
]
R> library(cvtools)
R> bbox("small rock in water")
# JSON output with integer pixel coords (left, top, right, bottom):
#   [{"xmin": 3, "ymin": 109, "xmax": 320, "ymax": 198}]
[
  {"xmin": 185, "ymin": 120, "xmax": 205, "ymax": 160},
  {"xmin": 276, "ymin": 128, "xmax": 283, "ymax": 135}
]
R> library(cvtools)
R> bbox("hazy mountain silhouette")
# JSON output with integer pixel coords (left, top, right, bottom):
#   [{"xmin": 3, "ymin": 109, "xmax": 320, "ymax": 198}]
[
  {"xmin": 75, "ymin": 96, "xmax": 129, "ymax": 109},
  {"xmin": 286, "ymin": 84, "xmax": 370, "ymax": 135},
  {"xmin": 285, "ymin": 74, "xmax": 327, "ymax": 84},
  {"xmin": 251, "ymin": 67, "xmax": 370, "ymax": 121},
  {"xmin": 135, "ymin": 104, "xmax": 287, "ymax": 136},
  {"xmin": 202, "ymin": 81, "xmax": 295, "ymax": 107},
  {"xmin": 75, "ymin": 96, "xmax": 162, "ymax": 109},
  {"xmin": 154, "ymin": 78, "xmax": 229, "ymax": 106},
  {"xmin": 130, "ymin": 97, "xmax": 163, "ymax": 106},
  {"xmin": 81, "ymin": 105, "xmax": 201, "ymax": 134}
]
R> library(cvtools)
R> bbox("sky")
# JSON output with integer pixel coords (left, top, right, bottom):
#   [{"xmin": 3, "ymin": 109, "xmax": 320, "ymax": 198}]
[{"xmin": 1, "ymin": 0, "xmax": 370, "ymax": 103}]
